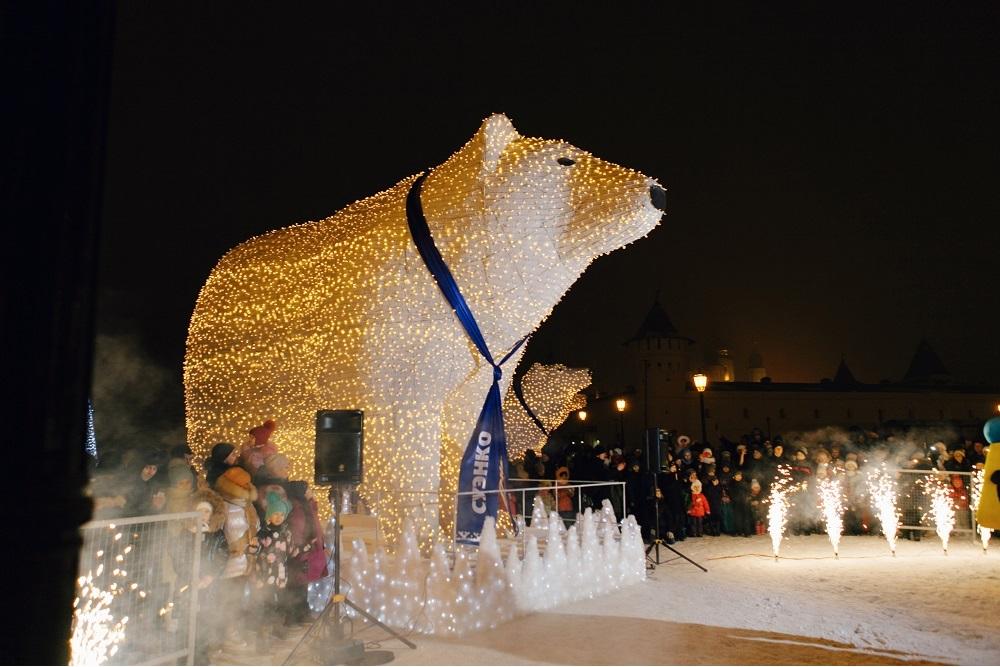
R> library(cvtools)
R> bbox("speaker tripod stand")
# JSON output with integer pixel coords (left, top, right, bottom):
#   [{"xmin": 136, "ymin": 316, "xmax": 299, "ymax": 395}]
[
  {"xmin": 283, "ymin": 484, "xmax": 415, "ymax": 666},
  {"xmin": 645, "ymin": 473, "xmax": 707, "ymax": 573}
]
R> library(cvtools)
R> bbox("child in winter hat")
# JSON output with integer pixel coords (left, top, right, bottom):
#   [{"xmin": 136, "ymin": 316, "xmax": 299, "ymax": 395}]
[
  {"xmin": 687, "ymin": 479, "xmax": 710, "ymax": 537},
  {"xmin": 253, "ymin": 491, "xmax": 294, "ymax": 651},
  {"xmin": 241, "ymin": 419, "xmax": 278, "ymax": 474}
]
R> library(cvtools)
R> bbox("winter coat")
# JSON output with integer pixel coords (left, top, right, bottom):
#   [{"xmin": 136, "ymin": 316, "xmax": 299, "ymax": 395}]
[
  {"xmin": 239, "ymin": 441, "xmax": 277, "ymax": 475},
  {"xmin": 687, "ymin": 492, "xmax": 710, "ymax": 517},
  {"xmin": 727, "ymin": 477, "xmax": 749, "ymax": 505},
  {"xmin": 252, "ymin": 474, "xmax": 327, "ymax": 584},
  {"xmin": 254, "ymin": 521, "xmax": 293, "ymax": 597},
  {"xmin": 214, "ymin": 473, "xmax": 260, "ymax": 579},
  {"xmin": 556, "ymin": 483, "xmax": 575, "ymax": 512},
  {"xmin": 702, "ymin": 475, "xmax": 723, "ymax": 514}
]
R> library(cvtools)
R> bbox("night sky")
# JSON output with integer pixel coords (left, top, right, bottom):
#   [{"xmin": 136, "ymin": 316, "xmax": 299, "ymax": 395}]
[{"xmin": 96, "ymin": 3, "xmax": 1000, "ymax": 430}]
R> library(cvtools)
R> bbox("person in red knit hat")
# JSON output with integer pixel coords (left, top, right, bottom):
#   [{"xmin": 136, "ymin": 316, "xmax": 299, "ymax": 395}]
[{"xmin": 240, "ymin": 419, "xmax": 278, "ymax": 474}]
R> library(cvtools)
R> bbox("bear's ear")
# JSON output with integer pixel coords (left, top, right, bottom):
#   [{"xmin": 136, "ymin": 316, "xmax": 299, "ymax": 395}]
[{"xmin": 472, "ymin": 113, "xmax": 518, "ymax": 174}]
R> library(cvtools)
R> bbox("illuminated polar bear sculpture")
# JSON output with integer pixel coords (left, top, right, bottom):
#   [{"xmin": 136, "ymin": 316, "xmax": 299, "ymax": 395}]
[
  {"xmin": 184, "ymin": 114, "xmax": 665, "ymax": 543},
  {"xmin": 502, "ymin": 363, "xmax": 592, "ymax": 462}
]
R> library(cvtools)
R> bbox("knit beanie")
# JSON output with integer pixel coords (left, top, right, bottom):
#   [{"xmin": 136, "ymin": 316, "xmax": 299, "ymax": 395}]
[
  {"xmin": 265, "ymin": 491, "xmax": 292, "ymax": 521},
  {"xmin": 249, "ymin": 419, "xmax": 277, "ymax": 447}
]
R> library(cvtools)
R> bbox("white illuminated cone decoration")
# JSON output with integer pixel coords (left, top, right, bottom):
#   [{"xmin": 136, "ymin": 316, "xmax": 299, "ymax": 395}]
[
  {"xmin": 544, "ymin": 517, "xmax": 569, "ymax": 605},
  {"xmin": 369, "ymin": 547, "xmax": 388, "ymax": 621},
  {"xmin": 451, "ymin": 548, "xmax": 476, "ymax": 632},
  {"xmin": 548, "ymin": 510, "xmax": 567, "ymax": 535},
  {"xmin": 477, "ymin": 518, "xmax": 515, "ymax": 625},
  {"xmin": 530, "ymin": 496, "xmax": 548, "ymax": 530},
  {"xmin": 425, "ymin": 543, "xmax": 453, "ymax": 634},
  {"xmin": 564, "ymin": 525, "xmax": 583, "ymax": 592},
  {"xmin": 504, "ymin": 541, "xmax": 523, "ymax": 608},
  {"xmin": 387, "ymin": 521, "xmax": 424, "ymax": 628},
  {"xmin": 521, "ymin": 535, "xmax": 543, "ymax": 612}
]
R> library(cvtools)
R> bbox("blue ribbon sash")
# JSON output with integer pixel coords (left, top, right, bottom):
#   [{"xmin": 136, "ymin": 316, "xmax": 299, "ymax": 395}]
[{"xmin": 405, "ymin": 173, "xmax": 525, "ymax": 545}]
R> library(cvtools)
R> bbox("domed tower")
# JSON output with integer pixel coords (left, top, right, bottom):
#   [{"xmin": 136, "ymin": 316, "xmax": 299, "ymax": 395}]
[
  {"xmin": 710, "ymin": 348, "xmax": 735, "ymax": 382},
  {"xmin": 748, "ymin": 347, "xmax": 766, "ymax": 383}
]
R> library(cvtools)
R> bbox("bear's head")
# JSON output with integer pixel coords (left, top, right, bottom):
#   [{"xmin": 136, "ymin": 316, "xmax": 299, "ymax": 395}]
[
  {"xmin": 421, "ymin": 114, "xmax": 665, "ymax": 340},
  {"xmin": 506, "ymin": 362, "xmax": 592, "ymax": 460}
]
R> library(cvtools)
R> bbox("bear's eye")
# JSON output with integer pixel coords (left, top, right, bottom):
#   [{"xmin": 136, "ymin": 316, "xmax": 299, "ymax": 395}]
[{"xmin": 556, "ymin": 157, "xmax": 575, "ymax": 166}]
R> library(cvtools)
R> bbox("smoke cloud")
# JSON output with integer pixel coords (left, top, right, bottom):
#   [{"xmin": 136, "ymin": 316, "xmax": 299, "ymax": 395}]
[{"xmin": 90, "ymin": 333, "xmax": 185, "ymax": 454}]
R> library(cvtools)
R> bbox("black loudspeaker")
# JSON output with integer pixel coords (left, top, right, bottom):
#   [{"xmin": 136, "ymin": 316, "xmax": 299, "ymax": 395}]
[
  {"xmin": 315, "ymin": 410, "xmax": 363, "ymax": 485},
  {"xmin": 645, "ymin": 427, "xmax": 672, "ymax": 472}
]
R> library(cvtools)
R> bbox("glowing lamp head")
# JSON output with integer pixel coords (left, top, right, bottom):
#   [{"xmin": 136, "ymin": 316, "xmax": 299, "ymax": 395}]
[
  {"xmin": 615, "ymin": 398, "xmax": 626, "ymax": 413},
  {"xmin": 577, "ymin": 410, "xmax": 587, "ymax": 421},
  {"xmin": 693, "ymin": 373, "xmax": 708, "ymax": 393}
]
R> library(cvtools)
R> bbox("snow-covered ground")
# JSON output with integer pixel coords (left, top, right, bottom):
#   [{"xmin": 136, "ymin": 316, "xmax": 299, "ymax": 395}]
[{"xmin": 217, "ymin": 533, "xmax": 1000, "ymax": 665}]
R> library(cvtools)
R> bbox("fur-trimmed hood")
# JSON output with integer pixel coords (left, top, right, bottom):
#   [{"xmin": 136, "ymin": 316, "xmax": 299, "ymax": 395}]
[
  {"xmin": 192, "ymin": 487, "xmax": 227, "ymax": 532},
  {"xmin": 214, "ymin": 473, "xmax": 258, "ymax": 503}
]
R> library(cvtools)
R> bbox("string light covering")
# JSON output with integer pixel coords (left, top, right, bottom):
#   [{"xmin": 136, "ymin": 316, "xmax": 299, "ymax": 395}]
[
  {"xmin": 185, "ymin": 114, "xmax": 664, "ymax": 543},
  {"xmin": 86, "ymin": 399, "xmax": 98, "ymax": 459},
  {"xmin": 505, "ymin": 363, "xmax": 591, "ymax": 460},
  {"xmin": 332, "ymin": 508, "xmax": 644, "ymax": 636}
]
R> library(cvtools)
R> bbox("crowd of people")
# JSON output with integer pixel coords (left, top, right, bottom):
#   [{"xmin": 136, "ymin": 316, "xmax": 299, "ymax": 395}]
[
  {"xmin": 84, "ymin": 418, "xmax": 991, "ymax": 660},
  {"xmin": 87, "ymin": 420, "xmax": 326, "ymax": 661},
  {"xmin": 510, "ymin": 426, "xmax": 991, "ymax": 543}
]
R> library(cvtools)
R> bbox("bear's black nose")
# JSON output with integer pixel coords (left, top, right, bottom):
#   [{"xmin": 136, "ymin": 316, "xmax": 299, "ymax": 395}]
[{"xmin": 649, "ymin": 185, "xmax": 667, "ymax": 212}]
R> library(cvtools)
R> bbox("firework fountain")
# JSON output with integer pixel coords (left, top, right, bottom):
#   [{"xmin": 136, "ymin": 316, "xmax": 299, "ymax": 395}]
[
  {"xmin": 70, "ymin": 526, "xmax": 137, "ymax": 666},
  {"xmin": 817, "ymin": 477, "xmax": 845, "ymax": 559},
  {"xmin": 70, "ymin": 573, "xmax": 129, "ymax": 666},
  {"xmin": 767, "ymin": 468, "xmax": 799, "ymax": 561},
  {"xmin": 921, "ymin": 475, "xmax": 956, "ymax": 555},
  {"xmin": 866, "ymin": 466, "xmax": 901, "ymax": 556},
  {"xmin": 971, "ymin": 468, "xmax": 991, "ymax": 553}
]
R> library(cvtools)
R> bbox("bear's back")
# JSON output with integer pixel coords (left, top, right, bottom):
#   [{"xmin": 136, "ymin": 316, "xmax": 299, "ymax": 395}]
[{"xmin": 184, "ymin": 178, "xmax": 419, "ymax": 444}]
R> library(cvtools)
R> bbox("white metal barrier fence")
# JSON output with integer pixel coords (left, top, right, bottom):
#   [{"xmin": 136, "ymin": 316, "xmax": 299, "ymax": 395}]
[
  {"xmin": 72, "ymin": 512, "xmax": 201, "ymax": 666},
  {"xmin": 897, "ymin": 469, "xmax": 978, "ymax": 536}
]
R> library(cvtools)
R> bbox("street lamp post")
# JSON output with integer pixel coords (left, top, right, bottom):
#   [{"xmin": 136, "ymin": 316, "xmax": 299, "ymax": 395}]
[
  {"xmin": 693, "ymin": 373, "xmax": 709, "ymax": 446},
  {"xmin": 615, "ymin": 398, "xmax": 626, "ymax": 449}
]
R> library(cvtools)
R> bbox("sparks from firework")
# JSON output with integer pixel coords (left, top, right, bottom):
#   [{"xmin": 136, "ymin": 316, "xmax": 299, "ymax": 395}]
[
  {"xmin": 817, "ymin": 477, "xmax": 845, "ymax": 558},
  {"xmin": 971, "ymin": 468, "xmax": 991, "ymax": 553},
  {"xmin": 865, "ymin": 466, "xmax": 900, "ymax": 556},
  {"xmin": 70, "ymin": 573, "xmax": 129, "ymax": 666},
  {"xmin": 70, "ymin": 525, "xmax": 145, "ymax": 665},
  {"xmin": 767, "ymin": 467, "xmax": 801, "ymax": 561},
  {"xmin": 920, "ymin": 475, "xmax": 956, "ymax": 555}
]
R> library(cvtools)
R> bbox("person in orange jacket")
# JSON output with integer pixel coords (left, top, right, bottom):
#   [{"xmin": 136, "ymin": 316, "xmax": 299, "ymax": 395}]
[{"xmin": 687, "ymin": 479, "xmax": 710, "ymax": 537}]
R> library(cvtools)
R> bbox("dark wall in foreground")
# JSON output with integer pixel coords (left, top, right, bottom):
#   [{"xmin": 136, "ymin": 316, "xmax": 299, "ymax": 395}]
[{"xmin": 2, "ymin": 1, "xmax": 114, "ymax": 662}]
